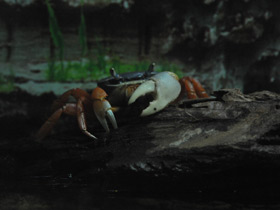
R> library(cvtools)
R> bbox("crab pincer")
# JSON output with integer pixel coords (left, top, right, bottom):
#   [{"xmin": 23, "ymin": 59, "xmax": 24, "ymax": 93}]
[
  {"xmin": 128, "ymin": 72, "xmax": 182, "ymax": 116},
  {"xmin": 91, "ymin": 87, "xmax": 118, "ymax": 133}
]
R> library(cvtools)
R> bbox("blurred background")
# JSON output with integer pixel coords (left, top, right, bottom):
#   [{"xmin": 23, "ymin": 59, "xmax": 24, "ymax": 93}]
[
  {"xmin": 0, "ymin": 0, "xmax": 279, "ymax": 96},
  {"xmin": 1, "ymin": 1, "xmax": 280, "ymax": 209}
]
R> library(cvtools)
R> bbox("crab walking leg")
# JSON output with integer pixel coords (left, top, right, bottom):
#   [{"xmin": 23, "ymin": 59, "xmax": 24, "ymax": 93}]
[
  {"xmin": 35, "ymin": 103, "xmax": 77, "ymax": 141},
  {"xmin": 186, "ymin": 77, "xmax": 209, "ymax": 98},
  {"xmin": 180, "ymin": 78, "xmax": 198, "ymax": 99},
  {"xmin": 77, "ymin": 98, "xmax": 97, "ymax": 139},
  {"xmin": 93, "ymin": 99, "xmax": 118, "ymax": 132},
  {"xmin": 51, "ymin": 88, "xmax": 91, "ymax": 111},
  {"xmin": 180, "ymin": 77, "xmax": 209, "ymax": 99},
  {"xmin": 91, "ymin": 87, "xmax": 118, "ymax": 133}
]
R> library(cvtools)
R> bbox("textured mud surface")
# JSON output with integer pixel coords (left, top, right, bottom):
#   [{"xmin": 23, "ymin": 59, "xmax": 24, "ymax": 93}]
[{"xmin": 1, "ymin": 89, "xmax": 280, "ymax": 210}]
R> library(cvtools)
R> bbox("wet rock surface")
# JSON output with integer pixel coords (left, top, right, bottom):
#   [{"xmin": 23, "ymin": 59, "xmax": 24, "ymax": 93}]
[{"xmin": 1, "ymin": 89, "xmax": 280, "ymax": 208}]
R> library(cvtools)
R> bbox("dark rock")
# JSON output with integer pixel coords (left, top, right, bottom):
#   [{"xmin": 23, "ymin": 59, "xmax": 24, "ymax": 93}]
[{"xmin": 1, "ymin": 89, "xmax": 280, "ymax": 202}]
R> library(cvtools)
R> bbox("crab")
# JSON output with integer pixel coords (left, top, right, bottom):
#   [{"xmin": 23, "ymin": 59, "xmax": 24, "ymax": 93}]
[{"xmin": 36, "ymin": 63, "xmax": 209, "ymax": 141}]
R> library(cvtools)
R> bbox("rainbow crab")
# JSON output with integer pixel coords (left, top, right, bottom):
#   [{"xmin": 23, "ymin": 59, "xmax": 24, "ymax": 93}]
[{"xmin": 36, "ymin": 64, "xmax": 208, "ymax": 140}]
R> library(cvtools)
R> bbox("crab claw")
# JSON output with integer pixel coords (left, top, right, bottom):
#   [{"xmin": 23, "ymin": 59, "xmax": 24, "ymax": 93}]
[
  {"xmin": 92, "ymin": 87, "xmax": 118, "ymax": 133},
  {"xmin": 128, "ymin": 72, "xmax": 181, "ymax": 116}
]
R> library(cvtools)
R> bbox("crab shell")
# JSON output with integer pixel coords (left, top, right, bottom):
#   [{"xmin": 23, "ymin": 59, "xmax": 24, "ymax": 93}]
[
  {"xmin": 98, "ymin": 71, "xmax": 182, "ymax": 117},
  {"xmin": 97, "ymin": 70, "xmax": 157, "ymax": 95}
]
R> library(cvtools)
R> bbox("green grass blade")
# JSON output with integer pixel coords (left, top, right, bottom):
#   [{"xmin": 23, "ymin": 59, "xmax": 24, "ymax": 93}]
[
  {"xmin": 79, "ymin": 1, "xmax": 88, "ymax": 57},
  {"xmin": 46, "ymin": 0, "xmax": 64, "ymax": 61}
]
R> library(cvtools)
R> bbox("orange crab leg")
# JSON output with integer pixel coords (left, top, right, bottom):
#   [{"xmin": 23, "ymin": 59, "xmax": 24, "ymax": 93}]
[
  {"xmin": 36, "ymin": 88, "xmax": 94, "ymax": 141},
  {"xmin": 187, "ymin": 77, "xmax": 209, "ymax": 98},
  {"xmin": 77, "ymin": 98, "xmax": 97, "ymax": 139},
  {"xmin": 184, "ymin": 79, "xmax": 198, "ymax": 99},
  {"xmin": 51, "ymin": 88, "xmax": 91, "ymax": 111},
  {"xmin": 92, "ymin": 87, "xmax": 118, "ymax": 132},
  {"xmin": 37, "ymin": 87, "xmax": 118, "ymax": 141},
  {"xmin": 180, "ymin": 76, "xmax": 209, "ymax": 99},
  {"xmin": 180, "ymin": 77, "xmax": 198, "ymax": 99},
  {"xmin": 35, "ymin": 103, "xmax": 77, "ymax": 141}
]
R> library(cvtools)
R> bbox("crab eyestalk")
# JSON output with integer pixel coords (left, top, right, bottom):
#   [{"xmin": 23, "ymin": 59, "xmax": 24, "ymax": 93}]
[{"xmin": 92, "ymin": 87, "xmax": 118, "ymax": 132}]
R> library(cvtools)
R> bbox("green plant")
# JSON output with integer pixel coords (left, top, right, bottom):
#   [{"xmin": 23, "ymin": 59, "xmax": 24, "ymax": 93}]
[
  {"xmin": 46, "ymin": 0, "xmax": 65, "ymax": 81},
  {"xmin": 0, "ymin": 69, "xmax": 15, "ymax": 93},
  {"xmin": 79, "ymin": 0, "xmax": 88, "ymax": 57},
  {"xmin": 46, "ymin": 57, "xmax": 56, "ymax": 81},
  {"xmin": 44, "ymin": 1, "xmax": 184, "ymax": 82},
  {"xmin": 45, "ymin": 52, "xmax": 184, "ymax": 82}
]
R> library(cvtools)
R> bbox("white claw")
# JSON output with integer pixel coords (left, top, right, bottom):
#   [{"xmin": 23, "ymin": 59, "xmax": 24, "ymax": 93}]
[
  {"xmin": 128, "ymin": 72, "xmax": 181, "ymax": 116},
  {"xmin": 128, "ymin": 80, "xmax": 155, "ymax": 105},
  {"xmin": 106, "ymin": 109, "xmax": 118, "ymax": 129},
  {"xmin": 95, "ymin": 109, "xmax": 110, "ymax": 132}
]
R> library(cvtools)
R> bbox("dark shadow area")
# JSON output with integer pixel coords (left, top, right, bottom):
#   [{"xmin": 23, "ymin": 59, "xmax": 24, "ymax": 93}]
[{"xmin": 1, "ymin": 90, "xmax": 280, "ymax": 209}]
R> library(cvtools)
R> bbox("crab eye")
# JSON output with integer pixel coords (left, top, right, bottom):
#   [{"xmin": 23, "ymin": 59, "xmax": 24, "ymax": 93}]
[{"xmin": 110, "ymin": 68, "xmax": 120, "ymax": 79}]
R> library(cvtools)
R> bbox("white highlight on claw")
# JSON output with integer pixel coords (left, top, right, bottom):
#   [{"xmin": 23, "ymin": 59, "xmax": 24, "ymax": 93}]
[
  {"xmin": 128, "ymin": 72, "xmax": 181, "ymax": 116},
  {"xmin": 106, "ymin": 109, "xmax": 118, "ymax": 129}
]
